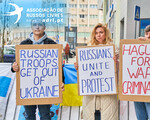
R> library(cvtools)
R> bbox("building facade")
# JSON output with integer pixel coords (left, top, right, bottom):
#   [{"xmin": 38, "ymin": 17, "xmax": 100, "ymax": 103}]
[
  {"xmin": 98, "ymin": 0, "xmax": 150, "ymax": 47},
  {"xmin": 8, "ymin": 0, "xmax": 103, "ymax": 48}
]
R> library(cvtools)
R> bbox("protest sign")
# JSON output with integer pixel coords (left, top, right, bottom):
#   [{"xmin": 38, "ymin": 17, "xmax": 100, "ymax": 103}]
[
  {"xmin": 119, "ymin": 39, "xmax": 150, "ymax": 102},
  {"xmin": 76, "ymin": 45, "xmax": 117, "ymax": 96},
  {"xmin": 16, "ymin": 44, "xmax": 63, "ymax": 105}
]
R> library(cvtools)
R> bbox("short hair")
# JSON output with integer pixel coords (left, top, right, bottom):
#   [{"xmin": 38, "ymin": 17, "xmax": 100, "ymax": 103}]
[
  {"xmin": 31, "ymin": 19, "xmax": 45, "ymax": 27},
  {"xmin": 90, "ymin": 23, "xmax": 112, "ymax": 45},
  {"xmin": 144, "ymin": 25, "xmax": 150, "ymax": 33}
]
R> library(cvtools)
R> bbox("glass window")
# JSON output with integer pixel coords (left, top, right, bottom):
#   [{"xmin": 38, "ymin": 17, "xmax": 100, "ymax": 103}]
[
  {"xmin": 90, "ymin": 15, "xmax": 98, "ymax": 18},
  {"xmin": 59, "ymin": 3, "xmax": 67, "ymax": 8},
  {"xmin": 80, "ymin": 4, "xmax": 88, "ymax": 8},
  {"xmin": 69, "ymin": 4, "xmax": 77, "ymax": 8},
  {"xmin": 90, "ymin": 4, "xmax": 97, "ymax": 8},
  {"xmin": 80, "ymin": 14, "xmax": 87, "ymax": 18}
]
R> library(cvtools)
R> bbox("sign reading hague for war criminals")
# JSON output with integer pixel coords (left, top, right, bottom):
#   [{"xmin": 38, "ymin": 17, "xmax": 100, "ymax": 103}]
[
  {"xmin": 76, "ymin": 45, "xmax": 117, "ymax": 96},
  {"xmin": 119, "ymin": 39, "xmax": 150, "ymax": 102},
  {"xmin": 16, "ymin": 44, "xmax": 63, "ymax": 105}
]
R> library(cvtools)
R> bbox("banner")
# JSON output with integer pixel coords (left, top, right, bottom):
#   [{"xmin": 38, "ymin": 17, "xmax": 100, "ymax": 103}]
[
  {"xmin": 119, "ymin": 39, "xmax": 150, "ymax": 102},
  {"xmin": 16, "ymin": 44, "xmax": 63, "ymax": 105},
  {"xmin": 76, "ymin": 45, "xmax": 117, "ymax": 96},
  {"xmin": 0, "ymin": 63, "xmax": 15, "ymax": 120}
]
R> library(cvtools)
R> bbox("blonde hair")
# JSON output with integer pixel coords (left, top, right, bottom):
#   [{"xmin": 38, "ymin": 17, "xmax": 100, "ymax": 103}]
[{"xmin": 90, "ymin": 23, "xmax": 112, "ymax": 45}]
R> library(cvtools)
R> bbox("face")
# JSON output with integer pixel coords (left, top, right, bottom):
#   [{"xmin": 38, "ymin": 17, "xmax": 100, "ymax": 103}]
[
  {"xmin": 31, "ymin": 20, "xmax": 45, "ymax": 36},
  {"xmin": 95, "ymin": 27, "xmax": 106, "ymax": 44},
  {"xmin": 145, "ymin": 31, "xmax": 150, "ymax": 39}
]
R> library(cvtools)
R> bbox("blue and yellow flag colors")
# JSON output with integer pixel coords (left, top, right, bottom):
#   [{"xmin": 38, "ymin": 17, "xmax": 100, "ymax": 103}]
[
  {"xmin": 61, "ymin": 64, "xmax": 83, "ymax": 106},
  {"xmin": 0, "ymin": 76, "xmax": 11, "ymax": 97}
]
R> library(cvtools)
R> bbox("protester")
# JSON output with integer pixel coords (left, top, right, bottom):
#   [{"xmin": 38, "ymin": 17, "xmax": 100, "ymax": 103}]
[
  {"xmin": 64, "ymin": 43, "xmax": 70, "ymax": 63},
  {"xmin": 11, "ymin": 19, "xmax": 64, "ymax": 120},
  {"xmin": 74, "ymin": 23, "xmax": 118, "ymax": 120},
  {"xmin": 134, "ymin": 25, "xmax": 150, "ymax": 120}
]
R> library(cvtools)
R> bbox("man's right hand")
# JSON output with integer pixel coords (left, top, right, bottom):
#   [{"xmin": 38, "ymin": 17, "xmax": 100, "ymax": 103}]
[
  {"xmin": 12, "ymin": 62, "xmax": 19, "ymax": 72},
  {"xmin": 138, "ymin": 37, "xmax": 147, "ymax": 41}
]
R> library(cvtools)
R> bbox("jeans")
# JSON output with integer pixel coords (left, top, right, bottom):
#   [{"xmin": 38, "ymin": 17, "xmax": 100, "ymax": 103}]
[
  {"xmin": 65, "ymin": 54, "xmax": 69, "ymax": 63},
  {"xmin": 24, "ymin": 105, "xmax": 51, "ymax": 120},
  {"xmin": 134, "ymin": 102, "xmax": 150, "ymax": 120}
]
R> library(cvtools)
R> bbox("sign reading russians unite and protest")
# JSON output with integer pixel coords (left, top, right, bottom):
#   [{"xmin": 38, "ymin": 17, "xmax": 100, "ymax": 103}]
[
  {"xmin": 119, "ymin": 39, "xmax": 150, "ymax": 102},
  {"xmin": 77, "ymin": 45, "xmax": 117, "ymax": 96},
  {"xmin": 16, "ymin": 44, "xmax": 62, "ymax": 105}
]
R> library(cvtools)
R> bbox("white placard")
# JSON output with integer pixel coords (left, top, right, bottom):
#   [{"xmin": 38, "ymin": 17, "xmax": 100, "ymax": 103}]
[
  {"xmin": 122, "ymin": 44, "xmax": 150, "ymax": 95},
  {"xmin": 19, "ymin": 49, "xmax": 59, "ymax": 99},
  {"xmin": 77, "ymin": 45, "xmax": 117, "ymax": 95}
]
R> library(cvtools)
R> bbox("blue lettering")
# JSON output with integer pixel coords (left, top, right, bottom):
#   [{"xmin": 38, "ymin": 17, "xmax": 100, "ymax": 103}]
[
  {"xmin": 81, "ymin": 79, "xmax": 86, "ymax": 93},
  {"xmin": 34, "ymin": 50, "xmax": 39, "ymax": 58},
  {"xmin": 104, "ymin": 78, "xmax": 110, "ymax": 92},
  {"xmin": 105, "ymin": 62, "xmax": 109, "ymax": 69},
  {"xmin": 27, "ymin": 68, "xmax": 32, "ymax": 76},
  {"xmin": 20, "ymin": 59, "xmax": 26, "ymax": 67},
  {"xmin": 33, "ymin": 87, "xmax": 39, "ymax": 98},
  {"xmin": 52, "ymin": 58, "xmax": 58, "ymax": 67},
  {"xmin": 80, "ymin": 50, "xmax": 85, "ymax": 61},
  {"xmin": 34, "ymin": 76, "xmax": 40, "ymax": 85},
  {"xmin": 26, "ymin": 88, "xmax": 32, "ymax": 98},
  {"xmin": 33, "ymin": 68, "xmax": 38, "ymax": 76},
  {"xmin": 40, "ymin": 49, "xmax": 45, "ymax": 58},
  {"xmin": 20, "ymin": 88, "xmax": 26, "ymax": 99},
  {"xmin": 42, "ymin": 68, "xmax": 48, "ymax": 77},
  {"xmin": 51, "ymin": 85, "xmax": 59, "ymax": 97},
  {"xmin": 33, "ymin": 59, "xmax": 39, "ymax": 67},
  {"xmin": 46, "ymin": 59, "xmax": 51, "ymax": 67},
  {"xmin": 39, "ymin": 86, "xmax": 45, "ymax": 97},
  {"xmin": 39, "ymin": 59, "xmax": 45, "ymax": 67},
  {"xmin": 20, "ymin": 68, "xmax": 26, "ymax": 77},
  {"xmin": 108, "ymin": 48, "xmax": 112, "ymax": 58},
  {"xmin": 20, "ymin": 50, "xmax": 26, "ymax": 58},
  {"xmin": 27, "ymin": 59, "xmax": 32, "ymax": 67},
  {"xmin": 27, "ymin": 50, "xmax": 33, "ymax": 58}
]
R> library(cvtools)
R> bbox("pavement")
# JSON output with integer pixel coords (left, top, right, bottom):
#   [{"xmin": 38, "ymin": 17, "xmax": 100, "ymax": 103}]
[{"xmin": 64, "ymin": 56, "xmax": 76, "ymax": 65}]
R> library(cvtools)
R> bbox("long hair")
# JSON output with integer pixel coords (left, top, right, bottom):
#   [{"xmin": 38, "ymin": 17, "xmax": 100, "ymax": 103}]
[{"xmin": 90, "ymin": 23, "xmax": 112, "ymax": 45}]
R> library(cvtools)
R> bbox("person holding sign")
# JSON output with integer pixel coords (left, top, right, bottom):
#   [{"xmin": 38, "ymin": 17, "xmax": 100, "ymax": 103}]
[
  {"xmin": 74, "ymin": 23, "xmax": 118, "ymax": 120},
  {"xmin": 134, "ymin": 25, "xmax": 150, "ymax": 120},
  {"xmin": 64, "ymin": 43, "xmax": 70, "ymax": 63},
  {"xmin": 11, "ymin": 19, "xmax": 64, "ymax": 120}
]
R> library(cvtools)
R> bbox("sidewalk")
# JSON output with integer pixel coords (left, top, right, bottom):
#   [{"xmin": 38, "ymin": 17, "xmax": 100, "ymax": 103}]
[{"xmin": 64, "ymin": 56, "xmax": 76, "ymax": 65}]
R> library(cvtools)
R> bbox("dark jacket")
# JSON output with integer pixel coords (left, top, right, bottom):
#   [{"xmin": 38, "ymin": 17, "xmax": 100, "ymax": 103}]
[{"xmin": 20, "ymin": 38, "xmax": 56, "ymax": 45}]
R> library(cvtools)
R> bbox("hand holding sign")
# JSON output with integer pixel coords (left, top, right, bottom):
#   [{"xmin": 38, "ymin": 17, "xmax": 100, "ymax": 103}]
[{"xmin": 12, "ymin": 62, "xmax": 19, "ymax": 72}]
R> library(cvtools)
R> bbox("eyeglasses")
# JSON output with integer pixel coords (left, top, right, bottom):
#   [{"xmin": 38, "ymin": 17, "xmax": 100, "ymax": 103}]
[{"xmin": 32, "ymin": 23, "xmax": 44, "ymax": 27}]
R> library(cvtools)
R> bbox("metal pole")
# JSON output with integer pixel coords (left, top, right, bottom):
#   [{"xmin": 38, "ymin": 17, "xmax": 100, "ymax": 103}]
[
  {"xmin": 67, "ymin": 13, "xmax": 69, "ymax": 43},
  {"xmin": 134, "ymin": 21, "xmax": 137, "ymax": 39}
]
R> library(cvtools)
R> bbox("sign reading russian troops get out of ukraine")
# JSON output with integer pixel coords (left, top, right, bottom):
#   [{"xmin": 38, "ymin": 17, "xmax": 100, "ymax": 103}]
[
  {"xmin": 16, "ymin": 44, "xmax": 63, "ymax": 105},
  {"xmin": 76, "ymin": 45, "xmax": 117, "ymax": 96},
  {"xmin": 119, "ymin": 39, "xmax": 150, "ymax": 102}
]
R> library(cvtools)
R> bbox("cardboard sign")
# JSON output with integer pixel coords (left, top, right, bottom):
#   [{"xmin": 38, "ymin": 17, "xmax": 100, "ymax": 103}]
[
  {"xmin": 16, "ymin": 44, "xmax": 63, "ymax": 105},
  {"xmin": 76, "ymin": 45, "xmax": 117, "ymax": 96},
  {"xmin": 119, "ymin": 39, "xmax": 150, "ymax": 102}
]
